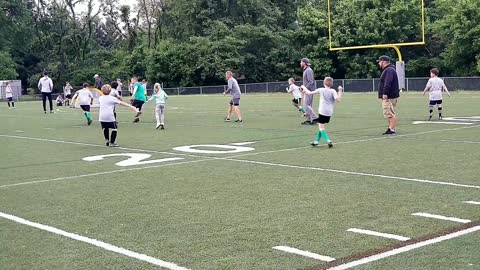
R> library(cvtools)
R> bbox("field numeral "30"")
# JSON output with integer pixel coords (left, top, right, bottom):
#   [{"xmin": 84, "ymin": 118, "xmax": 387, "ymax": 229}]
[{"xmin": 82, "ymin": 153, "xmax": 184, "ymax": 167}]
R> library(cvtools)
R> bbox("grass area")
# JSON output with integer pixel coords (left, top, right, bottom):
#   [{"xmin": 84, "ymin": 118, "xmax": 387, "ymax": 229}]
[{"xmin": 0, "ymin": 91, "xmax": 479, "ymax": 270}]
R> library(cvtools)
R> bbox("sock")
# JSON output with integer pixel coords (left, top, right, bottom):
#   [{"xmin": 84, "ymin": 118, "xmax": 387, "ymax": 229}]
[
  {"xmin": 300, "ymin": 108, "xmax": 306, "ymax": 113},
  {"xmin": 438, "ymin": 107, "xmax": 442, "ymax": 117},
  {"xmin": 315, "ymin": 131, "xmax": 322, "ymax": 142},
  {"xmin": 7, "ymin": 102, "xmax": 11, "ymax": 108},
  {"xmin": 429, "ymin": 105, "xmax": 433, "ymax": 117},
  {"xmin": 86, "ymin": 112, "xmax": 91, "ymax": 120},
  {"xmin": 321, "ymin": 130, "xmax": 331, "ymax": 142},
  {"xmin": 103, "ymin": 128, "xmax": 109, "ymax": 141},
  {"xmin": 12, "ymin": 102, "xmax": 14, "ymax": 107},
  {"xmin": 110, "ymin": 129, "xmax": 118, "ymax": 143}
]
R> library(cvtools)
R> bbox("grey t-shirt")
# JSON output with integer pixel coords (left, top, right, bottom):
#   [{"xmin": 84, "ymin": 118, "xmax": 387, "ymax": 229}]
[
  {"xmin": 311, "ymin": 87, "xmax": 338, "ymax": 116},
  {"xmin": 226, "ymin": 77, "xmax": 241, "ymax": 99},
  {"xmin": 426, "ymin": 77, "xmax": 445, "ymax": 100}
]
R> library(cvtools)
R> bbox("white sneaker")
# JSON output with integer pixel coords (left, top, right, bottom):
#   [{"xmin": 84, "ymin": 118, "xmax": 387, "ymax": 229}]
[{"xmin": 155, "ymin": 123, "xmax": 161, "ymax": 129}]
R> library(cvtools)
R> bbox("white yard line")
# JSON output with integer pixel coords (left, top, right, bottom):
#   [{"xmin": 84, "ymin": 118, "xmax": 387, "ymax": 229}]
[
  {"xmin": 272, "ymin": 246, "xmax": 335, "ymax": 262},
  {"xmin": 1, "ymin": 125, "xmax": 480, "ymax": 190},
  {"xmin": 463, "ymin": 201, "xmax": 480, "ymax": 205},
  {"xmin": 230, "ymin": 141, "xmax": 257, "ymax": 145},
  {"xmin": 438, "ymin": 139, "xmax": 480, "ymax": 144},
  {"xmin": 412, "ymin": 121, "xmax": 473, "ymax": 125},
  {"xmin": 0, "ymin": 158, "xmax": 212, "ymax": 189},
  {"xmin": 411, "ymin": 213, "xmax": 472, "ymax": 223},
  {"xmin": 0, "ymin": 211, "xmax": 190, "ymax": 270},
  {"xmin": 328, "ymin": 225, "xmax": 480, "ymax": 270},
  {"xmin": 347, "ymin": 228, "xmax": 410, "ymax": 241}
]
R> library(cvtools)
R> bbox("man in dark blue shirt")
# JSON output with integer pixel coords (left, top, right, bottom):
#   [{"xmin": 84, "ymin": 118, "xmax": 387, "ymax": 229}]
[{"xmin": 377, "ymin": 55, "xmax": 400, "ymax": 135}]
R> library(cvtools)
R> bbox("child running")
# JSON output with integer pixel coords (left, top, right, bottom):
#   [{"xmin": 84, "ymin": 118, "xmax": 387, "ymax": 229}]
[
  {"xmin": 286, "ymin": 78, "xmax": 303, "ymax": 113},
  {"xmin": 5, "ymin": 81, "xmax": 15, "ymax": 109},
  {"xmin": 301, "ymin": 77, "xmax": 343, "ymax": 147},
  {"xmin": 99, "ymin": 84, "xmax": 140, "ymax": 147},
  {"xmin": 71, "ymin": 83, "xmax": 94, "ymax": 125},
  {"xmin": 422, "ymin": 68, "xmax": 450, "ymax": 120},
  {"xmin": 146, "ymin": 83, "xmax": 168, "ymax": 129}
]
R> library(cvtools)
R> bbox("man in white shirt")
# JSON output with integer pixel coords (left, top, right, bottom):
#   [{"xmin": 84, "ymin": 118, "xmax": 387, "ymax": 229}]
[
  {"xmin": 72, "ymin": 83, "xmax": 94, "ymax": 125},
  {"xmin": 38, "ymin": 71, "xmax": 54, "ymax": 113}
]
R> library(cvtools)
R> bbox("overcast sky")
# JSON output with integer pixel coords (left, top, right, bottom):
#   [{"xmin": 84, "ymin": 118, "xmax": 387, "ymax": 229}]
[{"xmin": 76, "ymin": 0, "xmax": 137, "ymax": 14}]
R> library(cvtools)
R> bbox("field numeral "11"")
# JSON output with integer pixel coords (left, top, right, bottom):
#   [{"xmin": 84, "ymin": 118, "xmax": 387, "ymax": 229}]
[{"xmin": 82, "ymin": 153, "xmax": 184, "ymax": 167}]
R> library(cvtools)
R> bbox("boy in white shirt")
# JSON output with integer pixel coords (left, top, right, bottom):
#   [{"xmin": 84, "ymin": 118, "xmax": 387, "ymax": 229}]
[
  {"xmin": 5, "ymin": 81, "xmax": 15, "ymax": 109},
  {"xmin": 38, "ymin": 71, "xmax": 54, "ymax": 113},
  {"xmin": 72, "ymin": 83, "xmax": 94, "ymax": 125},
  {"xmin": 302, "ymin": 77, "xmax": 343, "ymax": 148},
  {"xmin": 99, "ymin": 84, "xmax": 140, "ymax": 147},
  {"xmin": 286, "ymin": 78, "xmax": 303, "ymax": 113},
  {"xmin": 422, "ymin": 68, "xmax": 450, "ymax": 120},
  {"xmin": 64, "ymin": 82, "xmax": 73, "ymax": 106}
]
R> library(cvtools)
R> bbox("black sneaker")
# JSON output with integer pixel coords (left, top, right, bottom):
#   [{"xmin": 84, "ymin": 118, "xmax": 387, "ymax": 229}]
[
  {"xmin": 87, "ymin": 119, "xmax": 92, "ymax": 125},
  {"xmin": 428, "ymin": 115, "xmax": 432, "ymax": 121},
  {"xmin": 105, "ymin": 141, "xmax": 109, "ymax": 147},
  {"xmin": 310, "ymin": 141, "xmax": 319, "ymax": 146},
  {"xmin": 133, "ymin": 117, "xmax": 140, "ymax": 123},
  {"xmin": 44, "ymin": 111, "xmax": 47, "ymax": 114},
  {"xmin": 382, "ymin": 128, "xmax": 396, "ymax": 135},
  {"xmin": 301, "ymin": 120, "xmax": 313, "ymax": 125},
  {"xmin": 224, "ymin": 118, "xmax": 231, "ymax": 122},
  {"xmin": 328, "ymin": 142, "xmax": 333, "ymax": 148},
  {"xmin": 234, "ymin": 119, "xmax": 243, "ymax": 123},
  {"xmin": 160, "ymin": 124, "xmax": 165, "ymax": 130}
]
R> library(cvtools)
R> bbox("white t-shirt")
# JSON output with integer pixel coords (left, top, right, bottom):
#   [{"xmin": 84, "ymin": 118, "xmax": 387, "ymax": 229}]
[
  {"xmin": 287, "ymin": 84, "xmax": 302, "ymax": 99},
  {"xmin": 310, "ymin": 87, "xmax": 338, "ymax": 116},
  {"xmin": 6, "ymin": 85, "xmax": 13, "ymax": 98},
  {"xmin": 116, "ymin": 82, "xmax": 122, "ymax": 93},
  {"xmin": 109, "ymin": 88, "xmax": 120, "ymax": 97},
  {"xmin": 426, "ymin": 77, "xmax": 445, "ymax": 101},
  {"xmin": 64, "ymin": 85, "xmax": 72, "ymax": 95},
  {"xmin": 99, "ymin": 95, "xmax": 121, "ymax": 122},
  {"xmin": 38, "ymin": 76, "xmax": 53, "ymax": 93},
  {"xmin": 74, "ymin": 88, "xmax": 93, "ymax": 105}
]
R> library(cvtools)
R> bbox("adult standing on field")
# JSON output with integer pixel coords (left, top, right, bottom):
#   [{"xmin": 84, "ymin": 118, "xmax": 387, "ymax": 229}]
[
  {"xmin": 94, "ymin": 74, "xmax": 103, "ymax": 90},
  {"xmin": 300, "ymin": 58, "xmax": 316, "ymax": 125},
  {"xmin": 38, "ymin": 71, "xmax": 54, "ymax": 113},
  {"xmin": 223, "ymin": 71, "xmax": 242, "ymax": 122},
  {"xmin": 377, "ymin": 55, "xmax": 400, "ymax": 135}
]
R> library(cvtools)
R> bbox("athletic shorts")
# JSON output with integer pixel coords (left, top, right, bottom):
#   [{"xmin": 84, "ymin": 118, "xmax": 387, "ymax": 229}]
[
  {"xmin": 429, "ymin": 99, "xmax": 442, "ymax": 105},
  {"xmin": 132, "ymin": 99, "xmax": 145, "ymax": 111},
  {"xmin": 101, "ymin": 121, "xmax": 117, "ymax": 129},
  {"xmin": 80, "ymin": 105, "xmax": 91, "ymax": 112},
  {"xmin": 317, "ymin": 114, "xmax": 331, "ymax": 124},
  {"xmin": 382, "ymin": 98, "xmax": 398, "ymax": 118},
  {"xmin": 229, "ymin": 98, "xmax": 240, "ymax": 106},
  {"xmin": 66, "ymin": 94, "xmax": 72, "ymax": 99},
  {"xmin": 6, "ymin": 97, "xmax": 13, "ymax": 102},
  {"xmin": 292, "ymin": 98, "xmax": 302, "ymax": 105}
]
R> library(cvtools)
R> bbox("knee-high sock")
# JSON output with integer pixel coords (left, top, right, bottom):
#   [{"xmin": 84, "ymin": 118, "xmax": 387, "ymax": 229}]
[
  {"xmin": 7, "ymin": 102, "xmax": 11, "ymax": 108},
  {"xmin": 11, "ymin": 102, "xmax": 14, "ymax": 107},
  {"xmin": 103, "ymin": 128, "xmax": 109, "ymax": 141},
  {"xmin": 438, "ymin": 107, "xmax": 442, "ymax": 117},
  {"xmin": 315, "ymin": 131, "xmax": 322, "ymax": 142},
  {"xmin": 321, "ymin": 130, "xmax": 331, "ymax": 142},
  {"xmin": 110, "ymin": 129, "xmax": 118, "ymax": 143},
  {"xmin": 86, "ymin": 112, "xmax": 91, "ymax": 120},
  {"xmin": 429, "ymin": 105, "xmax": 434, "ymax": 116}
]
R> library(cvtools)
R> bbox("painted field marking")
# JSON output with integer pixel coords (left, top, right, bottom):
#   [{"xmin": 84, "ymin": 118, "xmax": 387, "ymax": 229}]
[
  {"xmin": 347, "ymin": 228, "xmax": 410, "ymax": 241},
  {"xmin": 0, "ymin": 158, "xmax": 212, "ymax": 188},
  {"xmin": 273, "ymin": 246, "xmax": 335, "ymax": 262},
  {"xmin": 327, "ymin": 225, "xmax": 480, "ymax": 270},
  {"xmin": 15, "ymin": 130, "xmax": 24, "ymax": 133},
  {"xmin": 412, "ymin": 121, "xmax": 473, "ymax": 125},
  {"xmin": 230, "ymin": 141, "xmax": 256, "ymax": 146},
  {"xmin": 463, "ymin": 201, "xmax": 480, "ymax": 205},
  {"xmin": 411, "ymin": 213, "xmax": 471, "ymax": 223},
  {"xmin": 0, "ymin": 211, "xmax": 190, "ymax": 270}
]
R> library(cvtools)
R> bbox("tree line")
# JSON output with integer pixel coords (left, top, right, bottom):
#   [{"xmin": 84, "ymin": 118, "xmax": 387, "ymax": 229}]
[{"xmin": 0, "ymin": 0, "xmax": 479, "ymax": 91}]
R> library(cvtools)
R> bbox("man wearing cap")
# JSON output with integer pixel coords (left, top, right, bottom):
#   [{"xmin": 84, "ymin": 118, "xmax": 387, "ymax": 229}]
[
  {"xmin": 377, "ymin": 55, "xmax": 400, "ymax": 135},
  {"xmin": 94, "ymin": 74, "xmax": 103, "ymax": 90},
  {"xmin": 300, "ymin": 58, "xmax": 316, "ymax": 125}
]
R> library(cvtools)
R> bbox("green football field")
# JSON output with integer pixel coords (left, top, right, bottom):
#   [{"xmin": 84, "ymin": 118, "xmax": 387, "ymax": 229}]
[{"xmin": 0, "ymin": 91, "xmax": 479, "ymax": 270}]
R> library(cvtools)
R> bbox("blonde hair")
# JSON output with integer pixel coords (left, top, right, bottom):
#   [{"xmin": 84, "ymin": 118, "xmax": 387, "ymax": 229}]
[
  {"xmin": 288, "ymin": 78, "xmax": 295, "ymax": 84},
  {"xmin": 154, "ymin": 83, "xmax": 162, "ymax": 93},
  {"xmin": 323, "ymin": 77, "xmax": 333, "ymax": 87},
  {"xmin": 101, "ymin": 84, "xmax": 111, "ymax": 95}
]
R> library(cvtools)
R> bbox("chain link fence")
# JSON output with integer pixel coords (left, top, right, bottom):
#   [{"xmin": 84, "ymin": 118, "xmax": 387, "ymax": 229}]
[{"xmin": 3, "ymin": 77, "xmax": 479, "ymax": 100}]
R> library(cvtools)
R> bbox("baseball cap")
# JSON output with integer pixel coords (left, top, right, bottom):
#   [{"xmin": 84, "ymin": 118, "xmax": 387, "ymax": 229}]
[
  {"xmin": 301, "ymin": 58, "xmax": 311, "ymax": 65},
  {"xmin": 376, "ymin": 55, "xmax": 391, "ymax": 62}
]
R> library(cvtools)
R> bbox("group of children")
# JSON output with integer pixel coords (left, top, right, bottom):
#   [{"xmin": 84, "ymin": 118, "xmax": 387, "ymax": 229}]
[{"xmin": 286, "ymin": 68, "xmax": 451, "ymax": 147}]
